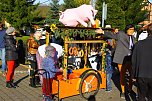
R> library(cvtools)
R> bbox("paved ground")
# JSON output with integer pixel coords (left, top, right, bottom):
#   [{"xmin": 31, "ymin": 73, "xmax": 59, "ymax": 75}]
[{"xmin": 0, "ymin": 65, "xmax": 137, "ymax": 101}]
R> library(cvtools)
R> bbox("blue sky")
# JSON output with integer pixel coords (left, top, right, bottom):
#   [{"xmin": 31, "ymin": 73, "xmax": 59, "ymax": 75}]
[{"xmin": 34, "ymin": 0, "xmax": 64, "ymax": 5}]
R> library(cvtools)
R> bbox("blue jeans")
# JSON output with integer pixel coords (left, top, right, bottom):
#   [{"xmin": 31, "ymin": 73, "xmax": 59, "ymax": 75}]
[
  {"xmin": 0, "ymin": 48, "xmax": 7, "ymax": 71},
  {"xmin": 106, "ymin": 73, "xmax": 112, "ymax": 91}
]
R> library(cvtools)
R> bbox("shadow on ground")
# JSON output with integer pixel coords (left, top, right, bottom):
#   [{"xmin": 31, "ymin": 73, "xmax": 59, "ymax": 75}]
[
  {"xmin": 88, "ymin": 95, "xmax": 96, "ymax": 101},
  {"xmin": 14, "ymin": 74, "xmax": 29, "ymax": 86}
]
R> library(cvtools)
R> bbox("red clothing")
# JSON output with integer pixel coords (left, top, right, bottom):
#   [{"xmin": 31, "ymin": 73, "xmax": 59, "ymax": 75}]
[
  {"xmin": 6, "ymin": 61, "xmax": 15, "ymax": 81},
  {"xmin": 42, "ymin": 78, "xmax": 53, "ymax": 97}
]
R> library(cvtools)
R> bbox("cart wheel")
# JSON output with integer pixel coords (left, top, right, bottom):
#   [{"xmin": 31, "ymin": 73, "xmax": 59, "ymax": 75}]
[{"xmin": 79, "ymin": 72, "xmax": 100, "ymax": 100}]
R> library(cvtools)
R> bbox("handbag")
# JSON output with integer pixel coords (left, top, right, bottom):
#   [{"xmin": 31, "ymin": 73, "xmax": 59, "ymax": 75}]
[{"xmin": 25, "ymin": 52, "xmax": 36, "ymax": 62}]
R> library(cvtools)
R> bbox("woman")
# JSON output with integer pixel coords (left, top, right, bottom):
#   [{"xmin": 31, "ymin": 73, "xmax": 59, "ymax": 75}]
[
  {"xmin": 27, "ymin": 31, "xmax": 42, "ymax": 87},
  {"xmin": 41, "ymin": 45, "xmax": 63, "ymax": 99},
  {"xmin": 5, "ymin": 27, "xmax": 18, "ymax": 88}
]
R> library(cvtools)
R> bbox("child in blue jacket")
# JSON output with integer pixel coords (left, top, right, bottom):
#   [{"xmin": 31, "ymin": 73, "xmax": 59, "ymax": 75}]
[{"xmin": 105, "ymin": 50, "xmax": 113, "ymax": 92}]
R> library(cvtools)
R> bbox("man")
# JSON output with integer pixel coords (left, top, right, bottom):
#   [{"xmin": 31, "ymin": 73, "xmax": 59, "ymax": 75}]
[
  {"xmin": 132, "ymin": 24, "xmax": 152, "ymax": 101},
  {"xmin": 0, "ymin": 23, "xmax": 7, "ymax": 76},
  {"xmin": 96, "ymin": 24, "xmax": 136, "ymax": 99}
]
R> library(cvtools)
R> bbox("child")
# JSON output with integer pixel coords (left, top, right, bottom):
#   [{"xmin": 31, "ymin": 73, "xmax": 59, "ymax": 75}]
[
  {"xmin": 105, "ymin": 50, "xmax": 113, "ymax": 92},
  {"xmin": 41, "ymin": 45, "xmax": 63, "ymax": 100}
]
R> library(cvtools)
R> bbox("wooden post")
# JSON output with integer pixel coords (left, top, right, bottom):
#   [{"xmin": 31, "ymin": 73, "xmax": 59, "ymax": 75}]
[
  {"xmin": 84, "ymin": 43, "xmax": 88, "ymax": 68},
  {"xmin": 63, "ymin": 36, "xmax": 68, "ymax": 80},
  {"xmin": 46, "ymin": 32, "xmax": 49, "ymax": 46}
]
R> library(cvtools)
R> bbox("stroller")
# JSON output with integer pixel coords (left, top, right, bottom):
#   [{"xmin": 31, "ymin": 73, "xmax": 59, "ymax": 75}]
[{"xmin": 33, "ymin": 69, "xmax": 54, "ymax": 101}]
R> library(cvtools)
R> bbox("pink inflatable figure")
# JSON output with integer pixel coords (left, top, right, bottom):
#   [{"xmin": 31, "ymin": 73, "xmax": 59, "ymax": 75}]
[{"xmin": 59, "ymin": 4, "xmax": 98, "ymax": 27}]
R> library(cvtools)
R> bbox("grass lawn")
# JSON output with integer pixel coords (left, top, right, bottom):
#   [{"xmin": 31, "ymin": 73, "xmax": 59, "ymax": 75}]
[{"xmin": 16, "ymin": 36, "xmax": 30, "ymax": 45}]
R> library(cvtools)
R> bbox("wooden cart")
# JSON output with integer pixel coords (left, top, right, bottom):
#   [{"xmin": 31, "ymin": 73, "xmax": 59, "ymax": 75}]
[{"xmin": 40, "ymin": 26, "xmax": 113, "ymax": 101}]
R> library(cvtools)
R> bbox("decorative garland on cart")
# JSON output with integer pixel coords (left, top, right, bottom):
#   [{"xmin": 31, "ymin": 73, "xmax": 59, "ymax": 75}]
[
  {"xmin": 50, "ymin": 24, "xmax": 97, "ymax": 39},
  {"xmin": 101, "ymin": 42, "xmax": 108, "ymax": 72}
]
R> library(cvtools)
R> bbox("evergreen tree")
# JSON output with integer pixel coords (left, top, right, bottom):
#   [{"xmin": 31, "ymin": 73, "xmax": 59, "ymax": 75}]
[
  {"xmin": 63, "ymin": 0, "xmax": 90, "ymax": 10},
  {"xmin": 0, "ymin": 0, "xmax": 38, "ymax": 30},
  {"xmin": 45, "ymin": 0, "xmax": 60, "ymax": 25},
  {"xmin": 74, "ymin": 0, "xmax": 90, "ymax": 7},
  {"xmin": 120, "ymin": 0, "xmax": 148, "ymax": 25},
  {"xmin": 105, "ymin": 0, "xmax": 125, "ymax": 30},
  {"xmin": 96, "ymin": 0, "xmax": 148, "ymax": 30},
  {"xmin": 63, "ymin": 0, "xmax": 77, "ymax": 9},
  {"xmin": 96, "ymin": 0, "xmax": 103, "ymax": 22}
]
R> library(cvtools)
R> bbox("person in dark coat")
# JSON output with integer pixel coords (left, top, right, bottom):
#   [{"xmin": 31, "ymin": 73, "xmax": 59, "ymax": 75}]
[
  {"xmin": 5, "ymin": 27, "xmax": 18, "ymax": 88},
  {"xmin": 17, "ymin": 39, "xmax": 25, "ymax": 64},
  {"xmin": 132, "ymin": 24, "xmax": 152, "ymax": 101}
]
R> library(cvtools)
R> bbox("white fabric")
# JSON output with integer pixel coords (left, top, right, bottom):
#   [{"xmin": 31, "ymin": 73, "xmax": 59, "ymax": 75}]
[
  {"xmin": 88, "ymin": 51, "xmax": 97, "ymax": 70},
  {"xmin": 38, "ymin": 44, "xmax": 46, "ymax": 58},
  {"xmin": 40, "ymin": 35, "xmax": 46, "ymax": 39},
  {"xmin": 138, "ymin": 31, "xmax": 148, "ymax": 41},
  {"xmin": 133, "ymin": 31, "xmax": 137, "ymax": 38}
]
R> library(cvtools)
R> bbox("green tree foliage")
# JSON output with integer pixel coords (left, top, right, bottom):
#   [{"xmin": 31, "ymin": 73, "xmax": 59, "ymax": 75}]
[
  {"xmin": 105, "ymin": 0, "xmax": 125, "ymax": 30},
  {"xmin": 45, "ymin": 0, "xmax": 60, "ymax": 25},
  {"xmin": 63, "ymin": 0, "xmax": 77, "ymax": 9},
  {"xmin": 95, "ymin": 0, "xmax": 102, "ymax": 21},
  {"xmin": 74, "ymin": 0, "xmax": 90, "ymax": 7},
  {"xmin": 120, "ymin": 0, "xmax": 148, "ymax": 25},
  {"xmin": 96, "ymin": 0, "xmax": 148, "ymax": 30},
  {"xmin": 63, "ymin": 0, "xmax": 90, "ymax": 9},
  {"xmin": 0, "ymin": 0, "xmax": 38, "ymax": 30}
]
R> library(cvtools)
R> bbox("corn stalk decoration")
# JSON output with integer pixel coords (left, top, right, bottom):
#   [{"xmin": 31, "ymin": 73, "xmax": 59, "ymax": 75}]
[{"xmin": 101, "ymin": 42, "xmax": 107, "ymax": 72}]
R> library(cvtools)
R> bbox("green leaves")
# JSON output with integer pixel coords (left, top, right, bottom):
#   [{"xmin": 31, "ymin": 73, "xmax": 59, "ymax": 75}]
[
  {"xmin": 63, "ymin": 0, "xmax": 90, "ymax": 9},
  {"xmin": 0, "ymin": 0, "xmax": 38, "ymax": 30},
  {"xmin": 53, "ymin": 28, "xmax": 96, "ymax": 39},
  {"xmin": 96, "ymin": 0, "xmax": 148, "ymax": 30},
  {"xmin": 45, "ymin": 0, "xmax": 60, "ymax": 25}
]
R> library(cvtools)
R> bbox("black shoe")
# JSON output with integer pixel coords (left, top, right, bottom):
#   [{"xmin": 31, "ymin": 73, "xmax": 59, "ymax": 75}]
[
  {"xmin": 29, "ymin": 78, "xmax": 36, "ymax": 88},
  {"xmin": 35, "ymin": 77, "xmax": 41, "ymax": 85},
  {"xmin": 6, "ymin": 82, "xmax": 12, "ymax": 88},
  {"xmin": 11, "ymin": 80, "xmax": 19, "ymax": 87},
  {"xmin": 127, "ymin": 89, "xmax": 134, "ymax": 95},
  {"xmin": 6, "ymin": 82, "xmax": 16, "ymax": 88},
  {"xmin": 120, "ymin": 93, "xmax": 125, "ymax": 99},
  {"xmin": 10, "ymin": 83, "xmax": 17, "ymax": 88},
  {"xmin": 35, "ymin": 82, "xmax": 41, "ymax": 86},
  {"xmin": 29, "ymin": 84, "xmax": 37, "ymax": 88}
]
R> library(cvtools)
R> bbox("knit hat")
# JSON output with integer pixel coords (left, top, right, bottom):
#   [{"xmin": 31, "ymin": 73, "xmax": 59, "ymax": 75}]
[
  {"xmin": 6, "ymin": 27, "xmax": 15, "ymax": 34},
  {"xmin": 45, "ymin": 45, "xmax": 56, "ymax": 57}
]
